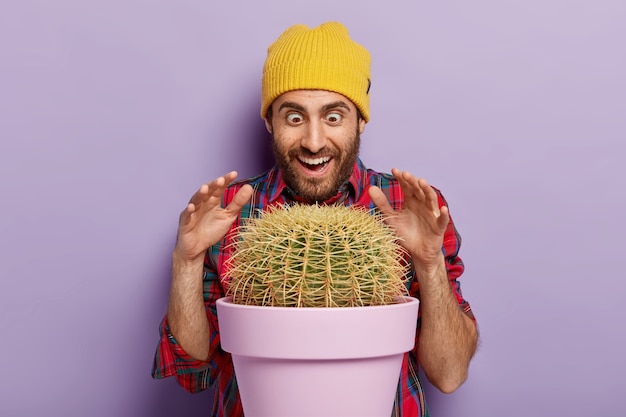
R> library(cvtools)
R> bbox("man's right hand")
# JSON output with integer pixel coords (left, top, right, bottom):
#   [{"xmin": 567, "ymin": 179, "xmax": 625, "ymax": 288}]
[
  {"xmin": 174, "ymin": 171, "xmax": 254, "ymax": 264},
  {"xmin": 167, "ymin": 171, "xmax": 252, "ymax": 360}
]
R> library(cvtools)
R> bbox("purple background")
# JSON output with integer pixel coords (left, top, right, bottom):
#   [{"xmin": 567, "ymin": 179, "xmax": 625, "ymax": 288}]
[{"xmin": 1, "ymin": 1, "xmax": 624, "ymax": 416}]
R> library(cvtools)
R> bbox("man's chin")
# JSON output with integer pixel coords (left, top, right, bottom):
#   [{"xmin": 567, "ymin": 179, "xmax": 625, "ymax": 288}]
[
  {"xmin": 294, "ymin": 186, "xmax": 330, "ymax": 203},
  {"xmin": 282, "ymin": 157, "xmax": 353, "ymax": 202},
  {"xmin": 288, "ymin": 177, "xmax": 337, "ymax": 202}
]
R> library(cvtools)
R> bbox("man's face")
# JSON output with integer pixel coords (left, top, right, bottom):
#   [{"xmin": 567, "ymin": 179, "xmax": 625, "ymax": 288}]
[{"xmin": 266, "ymin": 90, "xmax": 366, "ymax": 203}]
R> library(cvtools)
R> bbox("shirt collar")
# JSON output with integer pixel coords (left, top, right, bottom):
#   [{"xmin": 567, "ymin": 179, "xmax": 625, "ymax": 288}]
[{"xmin": 267, "ymin": 158, "xmax": 368, "ymax": 204}]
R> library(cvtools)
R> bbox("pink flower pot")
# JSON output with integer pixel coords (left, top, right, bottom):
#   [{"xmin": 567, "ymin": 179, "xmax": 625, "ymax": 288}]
[{"xmin": 216, "ymin": 296, "xmax": 419, "ymax": 417}]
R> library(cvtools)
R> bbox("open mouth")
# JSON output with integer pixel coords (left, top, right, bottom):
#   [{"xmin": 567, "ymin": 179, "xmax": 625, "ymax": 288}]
[{"xmin": 298, "ymin": 156, "xmax": 331, "ymax": 173}]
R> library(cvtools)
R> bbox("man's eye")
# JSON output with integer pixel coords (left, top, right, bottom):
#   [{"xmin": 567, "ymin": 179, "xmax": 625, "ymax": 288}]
[
  {"xmin": 326, "ymin": 112, "xmax": 342, "ymax": 123},
  {"xmin": 287, "ymin": 113, "xmax": 303, "ymax": 123}
]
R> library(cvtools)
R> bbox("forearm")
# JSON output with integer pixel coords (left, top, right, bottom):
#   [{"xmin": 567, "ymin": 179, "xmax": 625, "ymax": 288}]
[
  {"xmin": 415, "ymin": 255, "xmax": 478, "ymax": 393},
  {"xmin": 167, "ymin": 252, "xmax": 211, "ymax": 361}
]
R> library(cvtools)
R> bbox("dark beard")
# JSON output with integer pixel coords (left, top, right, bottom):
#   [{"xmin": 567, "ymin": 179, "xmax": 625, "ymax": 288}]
[{"xmin": 272, "ymin": 129, "xmax": 361, "ymax": 203}]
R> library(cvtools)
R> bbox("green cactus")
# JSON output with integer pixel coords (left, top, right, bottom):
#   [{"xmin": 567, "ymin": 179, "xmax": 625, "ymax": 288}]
[{"xmin": 225, "ymin": 204, "xmax": 409, "ymax": 307}]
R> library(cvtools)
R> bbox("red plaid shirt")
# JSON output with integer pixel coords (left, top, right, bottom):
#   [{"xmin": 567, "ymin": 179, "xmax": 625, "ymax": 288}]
[{"xmin": 152, "ymin": 159, "xmax": 474, "ymax": 417}]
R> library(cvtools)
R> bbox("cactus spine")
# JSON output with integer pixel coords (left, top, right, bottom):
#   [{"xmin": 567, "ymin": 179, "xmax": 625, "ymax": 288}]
[{"xmin": 226, "ymin": 204, "xmax": 409, "ymax": 307}]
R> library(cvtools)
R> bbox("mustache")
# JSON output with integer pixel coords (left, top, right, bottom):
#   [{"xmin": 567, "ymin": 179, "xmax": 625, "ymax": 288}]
[{"xmin": 288, "ymin": 147, "xmax": 338, "ymax": 159}]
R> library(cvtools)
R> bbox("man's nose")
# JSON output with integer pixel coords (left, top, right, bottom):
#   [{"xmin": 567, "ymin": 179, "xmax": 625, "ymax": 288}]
[{"xmin": 300, "ymin": 120, "xmax": 327, "ymax": 153}]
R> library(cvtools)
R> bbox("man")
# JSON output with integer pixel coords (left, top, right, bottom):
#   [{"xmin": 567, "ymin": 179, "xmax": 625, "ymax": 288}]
[{"xmin": 152, "ymin": 22, "xmax": 478, "ymax": 417}]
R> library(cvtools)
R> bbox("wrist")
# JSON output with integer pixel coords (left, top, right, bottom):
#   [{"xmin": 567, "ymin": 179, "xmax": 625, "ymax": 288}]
[
  {"xmin": 172, "ymin": 249, "xmax": 205, "ymax": 271},
  {"xmin": 412, "ymin": 252, "xmax": 446, "ymax": 281}
]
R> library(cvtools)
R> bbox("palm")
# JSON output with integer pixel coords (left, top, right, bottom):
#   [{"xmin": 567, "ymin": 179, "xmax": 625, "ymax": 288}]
[
  {"xmin": 175, "ymin": 172, "xmax": 253, "ymax": 262},
  {"xmin": 369, "ymin": 169, "xmax": 449, "ymax": 269}
]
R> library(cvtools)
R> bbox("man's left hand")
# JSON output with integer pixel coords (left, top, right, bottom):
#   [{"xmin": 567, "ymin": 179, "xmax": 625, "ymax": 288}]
[{"xmin": 369, "ymin": 168, "xmax": 449, "ymax": 273}]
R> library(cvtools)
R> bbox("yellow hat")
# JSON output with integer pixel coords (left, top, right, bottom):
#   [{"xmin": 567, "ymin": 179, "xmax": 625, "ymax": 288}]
[{"xmin": 261, "ymin": 22, "xmax": 371, "ymax": 122}]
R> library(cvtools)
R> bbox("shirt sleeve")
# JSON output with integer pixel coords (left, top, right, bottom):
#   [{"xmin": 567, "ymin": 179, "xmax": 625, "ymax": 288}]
[
  {"xmin": 151, "ymin": 249, "xmax": 231, "ymax": 393},
  {"xmin": 439, "ymin": 190, "xmax": 474, "ymax": 319}
]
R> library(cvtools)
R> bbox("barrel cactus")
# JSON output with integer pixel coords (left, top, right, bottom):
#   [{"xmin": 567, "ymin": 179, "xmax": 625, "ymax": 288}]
[{"xmin": 225, "ymin": 204, "xmax": 409, "ymax": 307}]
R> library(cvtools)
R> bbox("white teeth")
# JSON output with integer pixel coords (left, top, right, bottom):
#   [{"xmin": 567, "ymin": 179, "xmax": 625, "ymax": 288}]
[{"xmin": 299, "ymin": 156, "xmax": 330, "ymax": 166}]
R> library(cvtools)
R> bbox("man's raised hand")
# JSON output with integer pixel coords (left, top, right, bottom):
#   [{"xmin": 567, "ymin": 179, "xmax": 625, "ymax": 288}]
[
  {"xmin": 174, "ymin": 171, "xmax": 253, "ymax": 263},
  {"xmin": 369, "ymin": 168, "xmax": 449, "ymax": 271}
]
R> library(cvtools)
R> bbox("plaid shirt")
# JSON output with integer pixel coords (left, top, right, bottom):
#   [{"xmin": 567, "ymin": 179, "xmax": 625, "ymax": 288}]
[{"xmin": 152, "ymin": 158, "xmax": 474, "ymax": 417}]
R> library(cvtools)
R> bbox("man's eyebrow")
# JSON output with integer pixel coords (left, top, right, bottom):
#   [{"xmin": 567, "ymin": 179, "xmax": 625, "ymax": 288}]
[
  {"xmin": 277, "ymin": 101, "xmax": 306, "ymax": 112},
  {"xmin": 322, "ymin": 101, "xmax": 351, "ymax": 112},
  {"xmin": 277, "ymin": 100, "xmax": 352, "ymax": 113}
]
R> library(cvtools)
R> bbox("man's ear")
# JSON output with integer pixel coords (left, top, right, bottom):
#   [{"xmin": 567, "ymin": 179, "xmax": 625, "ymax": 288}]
[
  {"xmin": 358, "ymin": 118, "xmax": 366, "ymax": 134},
  {"xmin": 264, "ymin": 118, "xmax": 273, "ymax": 134}
]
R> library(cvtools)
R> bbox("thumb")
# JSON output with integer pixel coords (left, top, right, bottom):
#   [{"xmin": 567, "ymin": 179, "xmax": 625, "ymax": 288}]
[
  {"xmin": 368, "ymin": 186, "xmax": 394, "ymax": 217},
  {"xmin": 437, "ymin": 205, "xmax": 451, "ymax": 233},
  {"xmin": 225, "ymin": 184, "xmax": 253, "ymax": 214}
]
